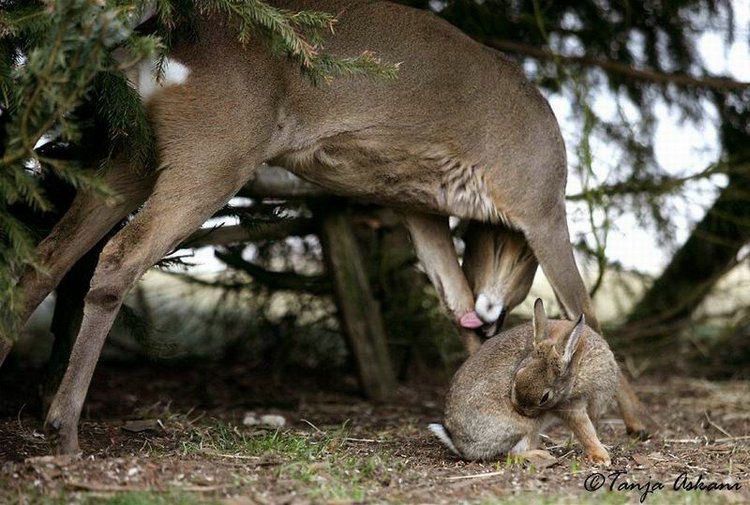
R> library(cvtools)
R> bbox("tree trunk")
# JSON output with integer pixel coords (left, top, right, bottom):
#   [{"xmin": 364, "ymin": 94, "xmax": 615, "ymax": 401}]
[
  {"xmin": 315, "ymin": 200, "xmax": 397, "ymax": 401},
  {"xmin": 618, "ymin": 164, "xmax": 750, "ymax": 353}
]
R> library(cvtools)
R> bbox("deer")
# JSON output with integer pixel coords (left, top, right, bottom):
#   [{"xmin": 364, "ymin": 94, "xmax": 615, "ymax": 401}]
[{"xmin": 3, "ymin": 0, "xmax": 646, "ymax": 454}]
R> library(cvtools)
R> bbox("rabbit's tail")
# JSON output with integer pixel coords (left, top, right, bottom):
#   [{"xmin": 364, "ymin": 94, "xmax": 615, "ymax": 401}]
[{"xmin": 428, "ymin": 423, "xmax": 460, "ymax": 456}]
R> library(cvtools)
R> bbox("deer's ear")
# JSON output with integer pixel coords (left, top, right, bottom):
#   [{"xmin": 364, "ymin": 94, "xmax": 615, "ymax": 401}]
[
  {"xmin": 561, "ymin": 314, "xmax": 586, "ymax": 372},
  {"xmin": 532, "ymin": 298, "xmax": 547, "ymax": 346}
]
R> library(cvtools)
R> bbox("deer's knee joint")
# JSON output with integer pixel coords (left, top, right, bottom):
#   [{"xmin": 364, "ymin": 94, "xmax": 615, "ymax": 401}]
[
  {"xmin": 85, "ymin": 259, "xmax": 135, "ymax": 310},
  {"xmin": 84, "ymin": 283, "xmax": 125, "ymax": 310}
]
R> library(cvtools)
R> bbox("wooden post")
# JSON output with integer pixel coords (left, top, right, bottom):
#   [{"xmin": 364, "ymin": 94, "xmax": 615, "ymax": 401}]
[{"xmin": 315, "ymin": 200, "xmax": 396, "ymax": 401}]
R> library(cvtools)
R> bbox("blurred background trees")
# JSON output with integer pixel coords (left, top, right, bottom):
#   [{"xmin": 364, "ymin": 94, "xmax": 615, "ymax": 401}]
[{"xmin": 2, "ymin": 0, "xmax": 749, "ymax": 396}]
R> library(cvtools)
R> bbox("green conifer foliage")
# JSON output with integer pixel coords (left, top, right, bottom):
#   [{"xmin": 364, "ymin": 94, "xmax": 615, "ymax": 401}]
[{"xmin": 0, "ymin": 0, "xmax": 397, "ymax": 343}]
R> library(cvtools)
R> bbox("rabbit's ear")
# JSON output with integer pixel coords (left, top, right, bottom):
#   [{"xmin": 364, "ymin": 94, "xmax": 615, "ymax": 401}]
[
  {"xmin": 532, "ymin": 298, "xmax": 547, "ymax": 345},
  {"xmin": 561, "ymin": 314, "xmax": 587, "ymax": 371}
]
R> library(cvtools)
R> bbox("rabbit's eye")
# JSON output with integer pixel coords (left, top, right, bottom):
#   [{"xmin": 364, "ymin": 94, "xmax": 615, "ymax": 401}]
[{"xmin": 539, "ymin": 390, "xmax": 552, "ymax": 405}]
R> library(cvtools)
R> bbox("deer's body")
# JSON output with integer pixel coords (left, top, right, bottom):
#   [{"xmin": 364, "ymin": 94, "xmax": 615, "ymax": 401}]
[
  {"xmin": 155, "ymin": 1, "xmax": 564, "ymax": 225},
  {"xmin": 5, "ymin": 0, "xmax": 645, "ymax": 454}
]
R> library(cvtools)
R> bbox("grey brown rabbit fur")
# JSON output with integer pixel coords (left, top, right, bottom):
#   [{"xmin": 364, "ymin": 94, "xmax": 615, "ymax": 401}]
[{"xmin": 430, "ymin": 299, "xmax": 618, "ymax": 465}]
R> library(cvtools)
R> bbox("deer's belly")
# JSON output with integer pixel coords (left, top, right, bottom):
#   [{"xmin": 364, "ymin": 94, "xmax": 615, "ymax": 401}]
[
  {"xmin": 272, "ymin": 137, "xmax": 501, "ymax": 221},
  {"xmin": 274, "ymin": 140, "xmax": 436, "ymax": 207}
]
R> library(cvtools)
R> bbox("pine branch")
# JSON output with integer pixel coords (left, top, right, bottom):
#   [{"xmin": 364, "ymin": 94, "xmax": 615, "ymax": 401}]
[
  {"xmin": 197, "ymin": 0, "xmax": 398, "ymax": 83},
  {"xmin": 309, "ymin": 51, "xmax": 400, "ymax": 86},
  {"xmin": 566, "ymin": 163, "xmax": 725, "ymax": 202},
  {"xmin": 215, "ymin": 248, "xmax": 331, "ymax": 295},
  {"xmin": 180, "ymin": 220, "xmax": 314, "ymax": 249},
  {"xmin": 0, "ymin": 0, "xmax": 147, "ymax": 342},
  {"xmin": 484, "ymin": 38, "xmax": 750, "ymax": 91}
]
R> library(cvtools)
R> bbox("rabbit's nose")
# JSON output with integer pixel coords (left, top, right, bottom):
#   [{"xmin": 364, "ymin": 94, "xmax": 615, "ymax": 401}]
[{"xmin": 514, "ymin": 404, "xmax": 536, "ymax": 417}]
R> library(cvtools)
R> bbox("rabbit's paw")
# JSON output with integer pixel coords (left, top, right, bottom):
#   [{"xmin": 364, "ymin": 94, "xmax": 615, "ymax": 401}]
[{"xmin": 586, "ymin": 448, "xmax": 611, "ymax": 467}]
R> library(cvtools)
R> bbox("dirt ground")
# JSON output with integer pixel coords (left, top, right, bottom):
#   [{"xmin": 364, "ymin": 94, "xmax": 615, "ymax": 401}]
[{"xmin": 0, "ymin": 360, "xmax": 748, "ymax": 504}]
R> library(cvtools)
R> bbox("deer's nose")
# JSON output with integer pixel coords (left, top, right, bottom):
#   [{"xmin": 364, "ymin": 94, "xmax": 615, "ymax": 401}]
[
  {"xmin": 475, "ymin": 294, "xmax": 506, "ymax": 337},
  {"xmin": 478, "ymin": 309, "xmax": 505, "ymax": 339}
]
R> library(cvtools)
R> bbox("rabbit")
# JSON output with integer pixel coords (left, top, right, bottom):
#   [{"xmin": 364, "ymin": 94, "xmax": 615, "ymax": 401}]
[{"xmin": 429, "ymin": 298, "xmax": 618, "ymax": 465}]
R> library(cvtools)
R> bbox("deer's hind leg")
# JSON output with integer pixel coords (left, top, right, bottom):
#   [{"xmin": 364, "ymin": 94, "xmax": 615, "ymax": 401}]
[
  {"xmin": 44, "ymin": 154, "xmax": 259, "ymax": 454},
  {"xmin": 519, "ymin": 204, "xmax": 598, "ymax": 331},
  {"xmin": 615, "ymin": 372, "xmax": 648, "ymax": 438},
  {"xmin": 1, "ymin": 161, "xmax": 155, "ymax": 367},
  {"xmin": 520, "ymin": 203, "xmax": 647, "ymax": 437}
]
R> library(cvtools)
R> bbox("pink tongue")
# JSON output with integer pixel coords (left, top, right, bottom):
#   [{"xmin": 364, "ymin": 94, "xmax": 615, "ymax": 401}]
[{"xmin": 460, "ymin": 311, "xmax": 484, "ymax": 329}]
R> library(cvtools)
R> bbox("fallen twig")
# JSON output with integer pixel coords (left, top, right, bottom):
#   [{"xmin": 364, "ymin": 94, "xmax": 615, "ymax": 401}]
[
  {"xmin": 198, "ymin": 449, "xmax": 262, "ymax": 460},
  {"xmin": 66, "ymin": 481, "xmax": 227, "ymax": 493},
  {"xmin": 446, "ymin": 471, "xmax": 504, "ymax": 481},
  {"xmin": 66, "ymin": 482, "xmax": 150, "ymax": 492},
  {"xmin": 664, "ymin": 435, "xmax": 750, "ymax": 444},
  {"xmin": 704, "ymin": 412, "xmax": 735, "ymax": 439},
  {"xmin": 300, "ymin": 418, "xmax": 324, "ymax": 434}
]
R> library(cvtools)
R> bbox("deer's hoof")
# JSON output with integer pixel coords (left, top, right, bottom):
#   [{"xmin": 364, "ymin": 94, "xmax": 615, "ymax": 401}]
[
  {"xmin": 627, "ymin": 427, "xmax": 651, "ymax": 441},
  {"xmin": 46, "ymin": 416, "xmax": 62, "ymax": 432},
  {"xmin": 45, "ymin": 415, "xmax": 81, "ymax": 455}
]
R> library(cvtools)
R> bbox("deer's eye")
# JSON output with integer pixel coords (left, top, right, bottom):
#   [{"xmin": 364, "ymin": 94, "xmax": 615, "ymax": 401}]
[{"xmin": 539, "ymin": 390, "xmax": 552, "ymax": 405}]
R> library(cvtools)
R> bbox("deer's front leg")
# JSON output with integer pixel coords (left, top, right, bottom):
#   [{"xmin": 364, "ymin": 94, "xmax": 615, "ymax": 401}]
[{"xmin": 401, "ymin": 212, "xmax": 482, "ymax": 354}]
